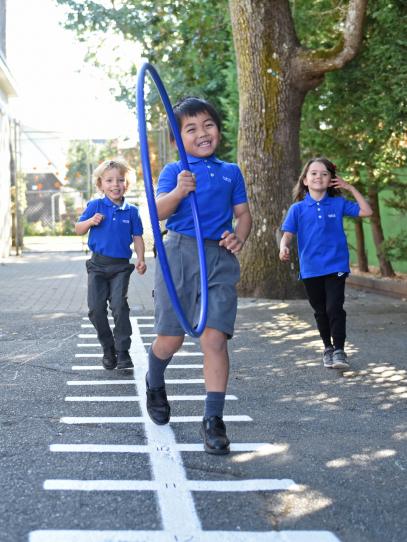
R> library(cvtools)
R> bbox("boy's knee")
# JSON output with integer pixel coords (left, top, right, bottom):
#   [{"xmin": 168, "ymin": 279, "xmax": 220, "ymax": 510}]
[
  {"xmin": 153, "ymin": 335, "xmax": 184, "ymax": 359},
  {"xmin": 201, "ymin": 328, "xmax": 228, "ymax": 354}
]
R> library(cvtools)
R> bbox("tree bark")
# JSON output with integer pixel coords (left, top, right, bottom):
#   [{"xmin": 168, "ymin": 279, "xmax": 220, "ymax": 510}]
[
  {"xmin": 368, "ymin": 187, "xmax": 395, "ymax": 277},
  {"xmin": 229, "ymin": 0, "xmax": 367, "ymax": 297},
  {"xmin": 354, "ymin": 219, "xmax": 369, "ymax": 272}
]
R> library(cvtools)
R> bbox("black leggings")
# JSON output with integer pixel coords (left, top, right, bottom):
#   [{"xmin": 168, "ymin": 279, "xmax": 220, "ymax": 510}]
[{"xmin": 302, "ymin": 273, "xmax": 347, "ymax": 350}]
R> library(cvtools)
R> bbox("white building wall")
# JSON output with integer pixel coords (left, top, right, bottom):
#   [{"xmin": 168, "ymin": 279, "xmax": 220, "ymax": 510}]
[{"xmin": 0, "ymin": 103, "xmax": 11, "ymax": 257}]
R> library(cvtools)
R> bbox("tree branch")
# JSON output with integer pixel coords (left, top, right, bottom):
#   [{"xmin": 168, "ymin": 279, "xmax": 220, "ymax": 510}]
[{"xmin": 292, "ymin": 0, "xmax": 368, "ymax": 88}]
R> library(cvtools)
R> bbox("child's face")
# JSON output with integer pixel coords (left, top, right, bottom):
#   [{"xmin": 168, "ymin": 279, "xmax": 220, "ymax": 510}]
[
  {"xmin": 98, "ymin": 167, "xmax": 127, "ymax": 204},
  {"xmin": 180, "ymin": 111, "xmax": 220, "ymax": 158},
  {"xmin": 303, "ymin": 161, "xmax": 332, "ymax": 193}
]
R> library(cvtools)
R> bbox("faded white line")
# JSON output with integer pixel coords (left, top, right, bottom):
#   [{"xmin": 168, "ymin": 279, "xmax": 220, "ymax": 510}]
[
  {"xmin": 50, "ymin": 443, "xmax": 278, "ymax": 453},
  {"xmin": 60, "ymin": 415, "xmax": 252, "ymax": 424},
  {"xmin": 71, "ymin": 364, "xmax": 203, "ymax": 371},
  {"xmin": 65, "ymin": 395, "xmax": 238, "ymax": 402},
  {"xmin": 30, "ymin": 530, "xmax": 341, "ymax": 541},
  {"xmin": 67, "ymin": 379, "xmax": 205, "ymax": 386}
]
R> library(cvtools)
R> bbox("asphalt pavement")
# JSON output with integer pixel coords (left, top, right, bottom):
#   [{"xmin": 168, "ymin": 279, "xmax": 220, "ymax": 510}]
[{"xmin": 0, "ymin": 245, "xmax": 406, "ymax": 542}]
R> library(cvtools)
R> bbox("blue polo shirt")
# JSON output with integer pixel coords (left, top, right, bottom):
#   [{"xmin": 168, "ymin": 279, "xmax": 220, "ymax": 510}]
[
  {"xmin": 157, "ymin": 154, "xmax": 248, "ymax": 240},
  {"xmin": 78, "ymin": 196, "xmax": 143, "ymax": 259},
  {"xmin": 281, "ymin": 193, "xmax": 360, "ymax": 278}
]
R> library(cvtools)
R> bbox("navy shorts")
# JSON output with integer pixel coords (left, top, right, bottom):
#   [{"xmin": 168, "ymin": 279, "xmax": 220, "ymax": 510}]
[{"xmin": 154, "ymin": 231, "xmax": 240, "ymax": 338}]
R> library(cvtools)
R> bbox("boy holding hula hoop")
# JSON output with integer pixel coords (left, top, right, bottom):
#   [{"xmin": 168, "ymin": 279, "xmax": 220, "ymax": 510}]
[{"xmin": 146, "ymin": 97, "xmax": 252, "ymax": 455}]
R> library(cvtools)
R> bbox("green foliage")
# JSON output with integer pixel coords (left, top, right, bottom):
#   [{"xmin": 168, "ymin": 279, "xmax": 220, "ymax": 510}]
[
  {"xmin": 65, "ymin": 140, "xmax": 99, "ymax": 194},
  {"xmin": 379, "ymin": 232, "xmax": 407, "ymax": 262},
  {"xmin": 300, "ymin": 0, "xmax": 407, "ymax": 190},
  {"xmin": 55, "ymin": 0, "xmax": 237, "ymax": 160}
]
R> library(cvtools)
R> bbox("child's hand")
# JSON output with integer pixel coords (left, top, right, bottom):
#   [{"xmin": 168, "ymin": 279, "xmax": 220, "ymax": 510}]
[
  {"xmin": 175, "ymin": 170, "xmax": 196, "ymax": 198},
  {"xmin": 279, "ymin": 246, "xmax": 290, "ymax": 262},
  {"xmin": 219, "ymin": 231, "xmax": 244, "ymax": 254},
  {"xmin": 136, "ymin": 259, "xmax": 147, "ymax": 275},
  {"xmin": 330, "ymin": 176, "xmax": 351, "ymax": 191},
  {"xmin": 89, "ymin": 213, "xmax": 104, "ymax": 226}
]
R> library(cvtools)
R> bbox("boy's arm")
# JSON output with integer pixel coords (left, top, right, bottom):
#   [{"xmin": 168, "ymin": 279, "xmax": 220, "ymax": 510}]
[
  {"xmin": 279, "ymin": 232, "xmax": 294, "ymax": 262},
  {"xmin": 156, "ymin": 170, "xmax": 196, "ymax": 220},
  {"xmin": 219, "ymin": 202, "xmax": 252, "ymax": 254},
  {"xmin": 133, "ymin": 235, "xmax": 147, "ymax": 274},
  {"xmin": 75, "ymin": 213, "xmax": 104, "ymax": 235},
  {"xmin": 331, "ymin": 177, "xmax": 373, "ymax": 217}
]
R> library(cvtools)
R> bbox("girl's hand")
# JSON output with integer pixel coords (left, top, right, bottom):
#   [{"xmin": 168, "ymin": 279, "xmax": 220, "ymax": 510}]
[
  {"xmin": 90, "ymin": 213, "xmax": 104, "ymax": 226},
  {"xmin": 136, "ymin": 259, "xmax": 147, "ymax": 275},
  {"xmin": 279, "ymin": 246, "xmax": 290, "ymax": 262},
  {"xmin": 330, "ymin": 176, "xmax": 351, "ymax": 191},
  {"xmin": 175, "ymin": 170, "xmax": 196, "ymax": 198},
  {"xmin": 219, "ymin": 231, "xmax": 244, "ymax": 254}
]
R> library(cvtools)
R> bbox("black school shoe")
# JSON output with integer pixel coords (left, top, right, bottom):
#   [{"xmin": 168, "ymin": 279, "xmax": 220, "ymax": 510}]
[
  {"xmin": 145, "ymin": 373, "xmax": 171, "ymax": 425},
  {"xmin": 200, "ymin": 416, "xmax": 230, "ymax": 455},
  {"xmin": 102, "ymin": 346, "xmax": 117, "ymax": 370},
  {"xmin": 117, "ymin": 350, "xmax": 134, "ymax": 370}
]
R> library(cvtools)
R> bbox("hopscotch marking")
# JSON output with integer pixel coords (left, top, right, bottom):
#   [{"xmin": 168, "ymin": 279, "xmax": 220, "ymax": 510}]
[
  {"xmin": 71, "ymin": 364, "xmax": 203, "ymax": 371},
  {"xmin": 74, "ymin": 352, "xmax": 202, "ymax": 358},
  {"xmin": 65, "ymin": 395, "xmax": 238, "ymax": 402},
  {"xmin": 67, "ymin": 378, "xmax": 204, "ymax": 386},
  {"xmin": 34, "ymin": 316, "xmax": 341, "ymax": 542}
]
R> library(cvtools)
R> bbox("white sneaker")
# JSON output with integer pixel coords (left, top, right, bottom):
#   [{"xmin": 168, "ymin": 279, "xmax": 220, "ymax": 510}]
[
  {"xmin": 332, "ymin": 349, "xmax": 349, "ymax": 369},
  {"xmin": 323, "ymin": 346, "xmax": 334, "ymax": 368}
]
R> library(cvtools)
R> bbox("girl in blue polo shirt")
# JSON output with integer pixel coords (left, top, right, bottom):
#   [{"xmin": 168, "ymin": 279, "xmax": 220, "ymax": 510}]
[
  {"xmin": 280, "ymin": 157, "xmax": 372, "ymax": 369},
  {"xmin": 146, "ymin": 97, "xmax": 252, "ymax": 455},
  {"xmin": 76, "ymin": 158, "xmax": 146, "ymax": 371}
]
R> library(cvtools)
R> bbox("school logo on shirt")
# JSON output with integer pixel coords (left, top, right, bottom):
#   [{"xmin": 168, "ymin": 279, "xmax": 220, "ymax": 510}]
[
  {"xmin": 327, "ymin": 214, "xmax": 336, "ymax": 218},
  {"xmin": 222, "ymin": 176, "xmax": 232, "ymax": 183},
  {"xmin": 122, "ymin": 219, "xmax": 130, "ymax": 223}
]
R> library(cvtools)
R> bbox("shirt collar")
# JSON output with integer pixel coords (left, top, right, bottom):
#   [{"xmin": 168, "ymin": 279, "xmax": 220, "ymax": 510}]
[
  {"xmin": 304, "ymin": 192, "xmax": 330, "ymax": 206},
  {"xmin": 185, "ymin": 153, "xmax": 224, "ymax": 165},
  {"xmin": 102, "ymin": 196, "xmax": 129, "ymax": 210}
]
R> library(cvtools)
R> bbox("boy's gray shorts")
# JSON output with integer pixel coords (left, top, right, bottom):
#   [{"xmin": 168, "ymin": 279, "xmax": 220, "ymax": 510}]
[{"xmin": 154, "ymin": 231, "xmax": 240, "ymax": 338}]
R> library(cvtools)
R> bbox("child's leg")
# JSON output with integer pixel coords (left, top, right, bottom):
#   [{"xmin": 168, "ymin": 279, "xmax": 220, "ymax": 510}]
[
  {"xmin": 108, "ymin": 263, "xmax": 134, "ymax": 353},
  {"xmin": 303, "ymin": 276, "xmax": 332, "ymax": 347},
  {"xmin": 199, "ymin": 327, "xmax": 230, "ymax": 454},
  {"xmin": 324, "ymin": 274, "xmax": 347, "ymax": 350},
  {"xmin": 148, "ymin": 335, "xmax": 184, "ymax": 388},
  {"xmin": 86, "ymin": 261, "xmax": 113, "ymax": 349}
]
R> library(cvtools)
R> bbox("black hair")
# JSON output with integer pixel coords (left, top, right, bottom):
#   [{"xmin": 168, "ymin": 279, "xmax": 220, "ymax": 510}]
[{"xmin": 168, "ymin": 96, "xmax": 221, "ymax": 141}]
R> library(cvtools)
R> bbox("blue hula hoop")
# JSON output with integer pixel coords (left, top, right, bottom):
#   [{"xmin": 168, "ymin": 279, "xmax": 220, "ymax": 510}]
[{"xmin": 136, "ymin": 62, "xmax": 208, "ymax": 337}]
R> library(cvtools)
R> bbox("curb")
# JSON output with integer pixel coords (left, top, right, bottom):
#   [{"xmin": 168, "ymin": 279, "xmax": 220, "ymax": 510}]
[{"xmin": 347, "ymin": 274, "xmax": 407, "ymax": 299}]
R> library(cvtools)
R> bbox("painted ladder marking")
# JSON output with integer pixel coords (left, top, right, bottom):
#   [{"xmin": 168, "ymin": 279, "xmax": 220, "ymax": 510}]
[
  {"xmin": 66, "ymin": 379, "xmax": 204, "ymax": 386},
  {"xmin": 65, "ymin": 395, "xmax": 238, "ymax": 402},
  {"xmin": 29, "ymin": 530, "xmax": 341, "ymax": 541},
  {"xmin": 71, "ymin": 364, "xmax": 203, "ymax": 371},
  {"xmin": 74, "ymin": 352, "xmax": 203, "ymax": 358},
  {"xmin": 49, "ymin": 443, "xmax": 276, "ymax": 453},
  {"xmin": 60, "ymin": 415, "xmax": 252, "ymax": 424}
]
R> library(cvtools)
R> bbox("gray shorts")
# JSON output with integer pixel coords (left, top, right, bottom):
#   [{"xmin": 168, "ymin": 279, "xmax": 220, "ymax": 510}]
[{"xmin": 154, "ymin": 231, "xmax": 241, "ymax": 338}]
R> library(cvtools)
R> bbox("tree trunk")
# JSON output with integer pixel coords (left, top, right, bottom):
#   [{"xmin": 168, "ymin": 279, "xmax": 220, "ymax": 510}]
[
  {"xmin": 354, "ymin": 219, "xmax": 369, "ymax": 272},
  {"xmin": 229, "ymin": 0, "xmax": 367, "ymax": 297},
  {"xmin": 367, "ymin": 187, "xmax": 395, "ymax": 277}
]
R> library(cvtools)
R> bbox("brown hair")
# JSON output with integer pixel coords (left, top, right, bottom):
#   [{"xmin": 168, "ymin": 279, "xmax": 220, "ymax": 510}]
[
  {"xmin": 93, "ymin": 158, "xmax": 132, "ymax": 192},
  {"xmin": 292, "ymin": 157, "xmax": 341, "ymax": 202}
]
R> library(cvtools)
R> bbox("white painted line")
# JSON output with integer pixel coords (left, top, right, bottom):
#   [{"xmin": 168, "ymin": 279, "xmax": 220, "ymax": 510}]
[
  {"xmin": 140, "ymin": 334, "xmax": 156, "ymax": 337},
  {"xmin": 82, "ymin": 317, "xmax": 113, "ymax": 321},
  {"xmin": 77, "ymin": 344, "xmax": 100, "ymax": 347},
  {"xmin": 137, "ymin": 324, "xmax": 154, "ymax": 328},
  {"xmin": 81, "ymin": 324, "xmax": 94, "ymax": 328},
  {"xmin": 67, "ymin": 379, "xmax": 205, "ymax": 386},
  {"xmin": 49, "ymin": 443, "xmax": 277, "ymax": 454},
  {"xmin": 60, "ymin": 415, "xmax": 252, "ymax": 424},
  {"xmin": 64, "ymin": 395, "xmax": 238, "ymax": 402},
  {"xmin": 44, "ymin": 478, "xmax": 296, "ymax": 492},
  {"xmin": 128, "ymin": 319, "xmax": 201, "ymax": 534},
  {"xmin": 78, "ymin": 334, "xmax": 97, "ymax": 338},
  {"xmin": 29, "ymin": 530, "xmax": 341, "ymax": 542},
  {"xmin": 143, "ymin": 342, "xmax": 195, "ymax": 346},
  {"xmin": 174, "ymin": 352, "xmax": 203, "ymax": 357},
  {"xmin": 75, "ymin": 353, "xmax": 102, "ymax": 358},
  {"xmin": 71, "ymin": 364, "xmax": 203, "ymax": 371},
  {"xmin": 137, "ymin": 316, "xmax": 155, "ymax": 320}
]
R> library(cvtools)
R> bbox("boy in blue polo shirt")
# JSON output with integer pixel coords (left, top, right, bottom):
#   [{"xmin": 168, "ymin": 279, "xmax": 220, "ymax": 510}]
[
  {"xmin": 280, "ymin": 157, "xmax": 372, "ymax": 369},
  {"xmin": 146, "ymin": 97, "xmax": 252, "ymax": 455},
  {"xmin": 75, "ymin": 158, "xmax": 146, "ymax": 370}
]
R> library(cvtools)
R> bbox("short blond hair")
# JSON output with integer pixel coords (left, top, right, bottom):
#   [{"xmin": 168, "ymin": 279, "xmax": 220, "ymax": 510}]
[{"xmin": 93, "ymin": 158, "xmax": 133, "ymax": 192}]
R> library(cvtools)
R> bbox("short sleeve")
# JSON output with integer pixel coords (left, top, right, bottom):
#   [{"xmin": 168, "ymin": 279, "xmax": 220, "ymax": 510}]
[
  {"xmin": 157, "ymin": 163, "xmax": 180, "ymax": 196},
  {"xmin": 78, "ymin": 199, "xmax": 99, "ymax": 222},
  {"xmin": 232, "ymin": 166, "xmax": 248, "ymax": 206},
  {"xmin": 281, "ymin": 204, "xmax": 298, "ymax": 233},
  {"xmin": 131, "ymin": 207, "xmax": 144, "ymax": 236},
  {"xmin": 342, "ymin": 198, "xmax": 360, "ymax": 217}
]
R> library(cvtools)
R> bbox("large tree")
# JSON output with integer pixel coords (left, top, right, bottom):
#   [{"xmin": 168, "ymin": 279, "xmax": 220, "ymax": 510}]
[{"xmin": 229, "ymin": 0, "xmax": 367, "ymax": 296}]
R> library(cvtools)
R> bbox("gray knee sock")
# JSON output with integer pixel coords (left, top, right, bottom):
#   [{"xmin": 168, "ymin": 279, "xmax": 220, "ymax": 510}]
[
  {"xmin": 204, "ymin": 391, "xmax": 226, "ymax": 419},
  {"xmin": 147, "ymin": 346, "xmax": 172, "ymax": 388}
]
